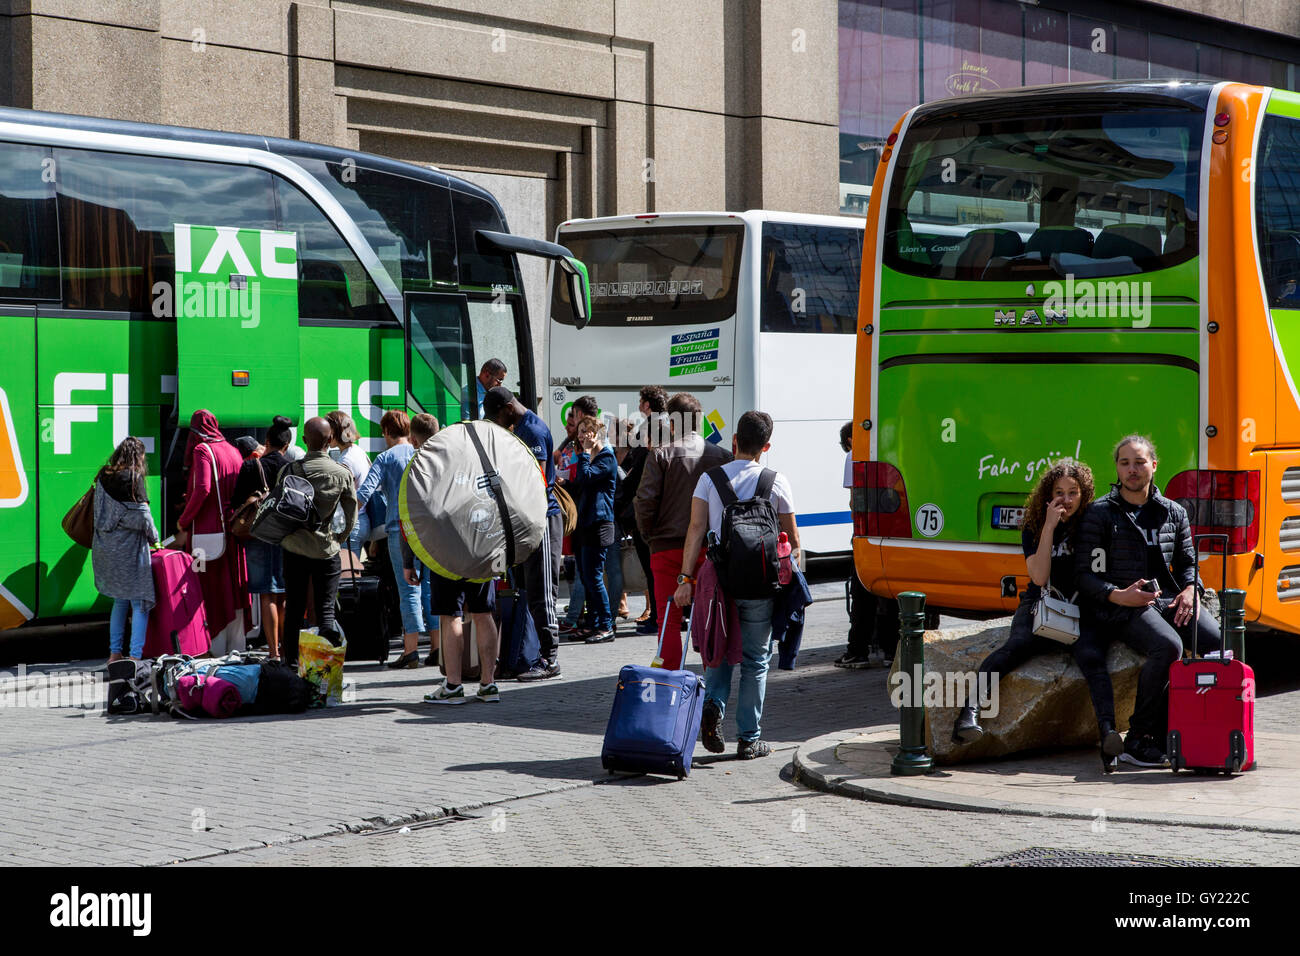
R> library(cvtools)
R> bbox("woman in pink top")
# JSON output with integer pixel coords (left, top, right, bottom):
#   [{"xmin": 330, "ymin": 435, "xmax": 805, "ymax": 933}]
[{"xmin": 176, "ymin": 409, "xmax": 249, "ymax": 650}]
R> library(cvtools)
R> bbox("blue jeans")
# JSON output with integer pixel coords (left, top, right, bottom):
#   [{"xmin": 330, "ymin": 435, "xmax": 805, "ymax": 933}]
[
  {"xmin": 576, "ymin": 543, "xmax": 612, "ymax": 630},
  {"xmin": 703, "ymin": 597, "xmax": 774, "ymax": 743},
  {"xmin": 109, "ymin": 598, "xmax": 150, "ymax": 658},
  {"xmin": 419, "ymin": 565, "xmax": 440, "ymax": 632},
  {"xmin": 387, "ymin": 533, "xmax": 427, "ymax": 634},
  {"xmin": 564, "ymin": 540, "xmax": 623, "ymax": 626},
  {"xmin": 347, "ymin": 509, "xmax": 372, "ymax": 555}
]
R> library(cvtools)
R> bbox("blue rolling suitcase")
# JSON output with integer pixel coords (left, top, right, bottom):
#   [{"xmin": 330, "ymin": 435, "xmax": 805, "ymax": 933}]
[{"xmin": 601, "ymin": 616, "xmax": 704, "ymax": 779}]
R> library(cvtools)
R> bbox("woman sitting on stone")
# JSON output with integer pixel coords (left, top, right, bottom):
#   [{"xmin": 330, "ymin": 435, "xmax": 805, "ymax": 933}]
[{"xmin": 952, "ymin": 459, "xmax": 1125, "ymax": 772}]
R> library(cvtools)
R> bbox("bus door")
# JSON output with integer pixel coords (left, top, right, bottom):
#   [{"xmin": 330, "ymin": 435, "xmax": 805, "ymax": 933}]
[
  {"xmin": 406, "ymin": 293, "xmax": 476, "ymax": 424},
  {"xmin": 174, "ymin": 224, "xmax": 301, "ymax": 426}
]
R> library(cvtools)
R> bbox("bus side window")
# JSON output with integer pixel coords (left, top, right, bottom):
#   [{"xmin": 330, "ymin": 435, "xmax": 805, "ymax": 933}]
[
  {"xmin": 54, "ymin": 149, "xmax": 277, "ymax": 313},
  {"xmin": 1255, "ymin": 115, "xmax": 1300, "ymax": 308},
  {"xmin": 273, "ymin": 179, "xmax": 391, "ymax": 323},
  {"xmin": 0, "ymin": 142, "xmax": 59, "ymax": 301},
  {"xmin": 759, "ymin": 223, "xmax": 861, "ymax": 334}
]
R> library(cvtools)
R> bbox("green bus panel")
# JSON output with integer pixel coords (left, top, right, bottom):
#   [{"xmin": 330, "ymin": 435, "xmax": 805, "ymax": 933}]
[
  {"xmin": 878, "ymin": 259, "xmax": 1200, "ymax": 314},
  {"xmin": 876, "ymin": 361, "xmax": 1198, "ymax": 543},
  {"xmin": 877, "ymin": 331, "xmax": 1200, "ymax": 364},
  {"xmin": 296, "ymin": 325, "xmax": 406, "ymax": 453},
  {"xmin": 176, "ymin": 225, "xmax": 300, "ymax": 426},
  {"xmin": 0, "ymin": 315, "xmax": 37, "ymax": 629},
  {"xmin": 33, "ymin": 316, "xmax": 170, "ymax": 618}
]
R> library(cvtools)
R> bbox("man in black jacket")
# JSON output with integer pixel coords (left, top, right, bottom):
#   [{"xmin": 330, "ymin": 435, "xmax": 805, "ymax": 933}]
[{"xmin": 1075, "ymin": 435, "xmax": 1221, "ymax": 768}]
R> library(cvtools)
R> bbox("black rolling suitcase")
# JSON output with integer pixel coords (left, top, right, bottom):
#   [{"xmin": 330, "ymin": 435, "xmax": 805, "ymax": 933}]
[{"xmin": 336, "ymin": 565, "xmax": 391, "ymax": 664}]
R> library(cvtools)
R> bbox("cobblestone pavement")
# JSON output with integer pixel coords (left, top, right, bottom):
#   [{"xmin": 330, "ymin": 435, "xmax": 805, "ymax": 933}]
[{"xmin": 6, "ymin": 596, "xmax": 1300, "ymax": 866}]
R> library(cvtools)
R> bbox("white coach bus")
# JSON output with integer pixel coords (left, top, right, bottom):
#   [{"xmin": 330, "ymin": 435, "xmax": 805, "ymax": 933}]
[{"xmin": 546, "ymin": 210, "xmax": 864, "ymax": 554}]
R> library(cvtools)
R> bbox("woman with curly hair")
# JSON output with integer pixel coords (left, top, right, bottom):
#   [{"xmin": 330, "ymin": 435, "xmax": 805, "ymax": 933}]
[{"xmin": 952, "ymin": 459, "xmax": 1124, "ymax": 771}]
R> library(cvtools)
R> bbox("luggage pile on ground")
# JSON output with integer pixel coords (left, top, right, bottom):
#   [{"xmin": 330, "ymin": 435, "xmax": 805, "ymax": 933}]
[{"xmin": 106, "ymin": 652, "xmax": 316, "ymax": 718}]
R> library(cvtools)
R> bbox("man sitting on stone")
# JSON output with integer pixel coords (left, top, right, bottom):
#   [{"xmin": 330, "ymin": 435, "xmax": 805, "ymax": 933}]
[
  {"xmin": 953, "ymin": 459, "xmax": 1122, "ymax": 771},
  {"xmin": 1074, "ymin": 435, "xmax": 1221, "ymax": 769}
]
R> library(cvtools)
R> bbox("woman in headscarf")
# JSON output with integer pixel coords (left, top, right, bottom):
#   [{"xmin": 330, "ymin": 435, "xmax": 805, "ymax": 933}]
[{"xmin": 177, "ymin": 409, "xmax": 250, "ymax": 652}]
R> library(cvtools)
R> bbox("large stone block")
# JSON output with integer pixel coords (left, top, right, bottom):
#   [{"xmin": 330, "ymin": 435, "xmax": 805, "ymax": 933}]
[{"xmin": 888, "ymin": 621, "xmax": 1143, "ymax": 765}]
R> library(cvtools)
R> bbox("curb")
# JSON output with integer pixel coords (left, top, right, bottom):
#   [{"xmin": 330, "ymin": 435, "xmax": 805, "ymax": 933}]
[{"xmin": 792, "ymin": 726, "xmax": 1300, "ymax": 836}]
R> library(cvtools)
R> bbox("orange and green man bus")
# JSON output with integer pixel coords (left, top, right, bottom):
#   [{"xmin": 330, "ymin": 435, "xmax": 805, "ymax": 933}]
[
  {"xmin": 852, "ymin": 80, "xmax": 1300, "ymax": 636},
  {"xmin": 0, "ymin": 107, "xmax": 588, "ymax": 634}
]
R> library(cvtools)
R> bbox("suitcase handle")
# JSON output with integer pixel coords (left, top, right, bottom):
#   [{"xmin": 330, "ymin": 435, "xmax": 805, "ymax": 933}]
[{"xmin": 1190, "ymin": 533, "xmax": 1229, "ymax": 660}]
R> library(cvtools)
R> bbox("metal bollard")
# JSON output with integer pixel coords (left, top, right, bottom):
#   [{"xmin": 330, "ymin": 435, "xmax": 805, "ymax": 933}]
[
  {"xmin": 891, "ymin": 591, "xmax": 933, "ymax": 776},
  {"xmin": 1220, "ymin": 588, "xmax": 1246, "ymax": 663}
]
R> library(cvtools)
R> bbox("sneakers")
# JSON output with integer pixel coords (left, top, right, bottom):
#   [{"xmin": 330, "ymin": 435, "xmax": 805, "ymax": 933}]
[
  {"xmin": 833, "ymin": 653, "xmax": 872, "ymax": 670},
  {"xmin": 951, "ymin": 705, "xmax": 984, "ymax": 744},
  {"xmin": 1119, "ymin": 734, "xmax": 1169, "ymax": 768},
  {"xmin": 736, "ymin": 738, "xmax": 772, "ymax": 760},
  {"xmin": 424, "ymin": 683, "xmax": 467, "ymax": 704},
  {"xmin": 388, "ymin": 650, "xmax": 421, "ymax": 670},
  {"xmin": 700, "ymin": 700, "xmax": 726, "ymax": 754},
  {"xmin": 517, "ymin": 660, "xmax": 561, "ymax": 682},
  {"xmin": 559, "ymin": 623, "xmax": 587, "ymax": 643},
  {"xmin": 424, "ymin": 682, "xmax": 500, "ymax": 703},
  {"xmin": 584, "ymin": 628, "xmax": 616, "ymax": 644}
]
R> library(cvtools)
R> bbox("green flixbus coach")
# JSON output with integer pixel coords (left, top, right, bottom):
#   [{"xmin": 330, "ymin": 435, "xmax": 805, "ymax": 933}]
[{"xmin": 0, "ymin": 107, "xmax": 589, "ymax": 634}]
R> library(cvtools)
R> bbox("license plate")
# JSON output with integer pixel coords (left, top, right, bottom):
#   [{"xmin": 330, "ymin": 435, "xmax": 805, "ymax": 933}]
[{"xmin": 992, "ymin": 506, "xmax": 1025, "ymax": 530}]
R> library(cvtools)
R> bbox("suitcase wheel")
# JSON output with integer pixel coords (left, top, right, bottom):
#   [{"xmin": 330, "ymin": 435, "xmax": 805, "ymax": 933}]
[
  {"xmin": 1166, "ymin": 731, "xmax": 1182, "ymax": 773},
  {"xmin": 1227, "ymin": 730, "xmax": 1246, "ymax": 774}
]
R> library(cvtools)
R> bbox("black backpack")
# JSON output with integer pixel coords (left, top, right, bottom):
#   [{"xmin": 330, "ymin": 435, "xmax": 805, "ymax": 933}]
[{"xmin": 706, "ymin": 466, "xmax": 782, "ymax": 600}]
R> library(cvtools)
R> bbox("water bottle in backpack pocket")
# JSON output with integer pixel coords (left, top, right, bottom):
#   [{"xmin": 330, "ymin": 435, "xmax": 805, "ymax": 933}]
[{"xmin": 705, "ymin": 466, "xmax": 782, "ymax": 600}]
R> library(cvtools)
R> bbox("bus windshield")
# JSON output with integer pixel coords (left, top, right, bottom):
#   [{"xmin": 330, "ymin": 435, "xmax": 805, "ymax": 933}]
[
  {"xmin": 884, "ymin": 106, "xmax": 1203, "ymax": 281},
  {"xmin": 552, "ymin": 223, "xmax": 744, "ymax": 327}
]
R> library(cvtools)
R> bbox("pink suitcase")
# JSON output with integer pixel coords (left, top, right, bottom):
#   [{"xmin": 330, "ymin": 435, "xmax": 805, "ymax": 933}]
[{"xmin": 143, "ymin": 549, "xmax": 211, "ymax": 658}]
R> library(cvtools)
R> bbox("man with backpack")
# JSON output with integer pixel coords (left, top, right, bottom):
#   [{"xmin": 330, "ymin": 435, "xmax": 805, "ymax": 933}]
[
  {"xmin": 279, "ymin": 416, "xmax": 357, "ymax": 667},
  {"xmin": 673, "ymin": 411, "xmax": 800, "ymax": 759}
]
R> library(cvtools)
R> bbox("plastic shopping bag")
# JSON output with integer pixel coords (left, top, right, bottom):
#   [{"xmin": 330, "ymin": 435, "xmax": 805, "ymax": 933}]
[{"xmin": 298, "ymin": 628, "xmax": 347, "ymax": 707}]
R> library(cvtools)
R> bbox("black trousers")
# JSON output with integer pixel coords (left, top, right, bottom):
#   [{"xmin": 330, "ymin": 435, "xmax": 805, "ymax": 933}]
[
  {"xmin": 282, "ymin": 550, "xmax": 342, "ymax": 666},
  {"xmin": 847, "ymin": 572, "xmax": 876, "ymax": 656},
  {"xmin": 1105, "ymin": 601, "xmax": 1221, "ymax": 739},
  {"xmin": 522, "ymin": 511, "xmax": 562, "ymax": 663},
  {"xmin": 974, "ymin": 595, "xmax": 1116, "ymax": 729}
]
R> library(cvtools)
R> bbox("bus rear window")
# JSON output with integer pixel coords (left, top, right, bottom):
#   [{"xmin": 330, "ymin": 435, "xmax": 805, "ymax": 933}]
[
  {"xmin": 884, "ymin": 107, "xmax": 1202, "ymax": 282},
  {"xmin": 553, "ymin": 224, "xmax": 744, "ymax": 327}
]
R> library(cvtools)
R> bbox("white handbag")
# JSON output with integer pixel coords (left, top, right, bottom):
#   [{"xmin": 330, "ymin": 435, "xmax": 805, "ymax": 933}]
[
  {"xmin": 1032, "ymin": 581, "xmax": 1080, "ymax": 645},
  {"xmin": 190, "ymin": 443, "xmax": 227, "ymax": 562}
]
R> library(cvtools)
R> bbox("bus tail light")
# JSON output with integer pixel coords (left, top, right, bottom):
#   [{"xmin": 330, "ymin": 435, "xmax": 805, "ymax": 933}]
[
  {"xmin": 851, "ymin": 461, "xmax": 911, "ymax": 538},
  {"xmin": 1165, "ymin": 469, "xmax": 1260, "ymax": 553}
]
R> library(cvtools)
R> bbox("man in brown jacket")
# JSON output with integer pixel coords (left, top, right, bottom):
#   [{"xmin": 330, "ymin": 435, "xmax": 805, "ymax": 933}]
[
  {"xmin": 281, "ymin": 416, "xmax": 357, "ymax": 667},
  {"xmin": 633, "ymin": 392, "xmax": 731, "ymax": 668}
]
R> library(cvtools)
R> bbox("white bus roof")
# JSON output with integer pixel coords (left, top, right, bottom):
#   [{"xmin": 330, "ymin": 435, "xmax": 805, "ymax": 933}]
[{"xmin": 557, "ymin": 209, "xmax": 865, "ymax": 232}]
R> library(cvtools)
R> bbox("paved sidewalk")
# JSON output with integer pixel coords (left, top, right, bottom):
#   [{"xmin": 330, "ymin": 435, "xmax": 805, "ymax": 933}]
[{"xmin": 795, "ymin": 727, "xmax": 1300, "ymax": 833}]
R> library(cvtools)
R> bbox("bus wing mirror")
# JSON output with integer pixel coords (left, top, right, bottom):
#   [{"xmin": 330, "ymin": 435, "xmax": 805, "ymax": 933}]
[
  {"xmin": 475, "ymin": 229, "xmax": 591, "ymax": 328},
  {"xmin": 557, "ymin": 255, "xmax": 591, "ymax": 330}
]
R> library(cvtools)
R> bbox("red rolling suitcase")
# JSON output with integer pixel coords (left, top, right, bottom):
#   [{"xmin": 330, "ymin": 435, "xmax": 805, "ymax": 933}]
[
  {"xmin": 143, "ymin": 549, "xmax": 211, "ymax": 658},
  {"xmin": 1166, "ymin": 536, "xmax": 1255, "ymax": 774}
]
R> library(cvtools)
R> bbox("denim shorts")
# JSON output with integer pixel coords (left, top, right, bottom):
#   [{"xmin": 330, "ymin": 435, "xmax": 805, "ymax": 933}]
[{"xmin": 244, "ymin": 539, "xmax": 285, "ymax": 595}]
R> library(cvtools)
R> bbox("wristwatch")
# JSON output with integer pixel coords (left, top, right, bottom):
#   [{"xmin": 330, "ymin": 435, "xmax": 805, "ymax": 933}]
[{"xmin": 677, "ymin": 574, "xmax": 695, "ymax": 585}]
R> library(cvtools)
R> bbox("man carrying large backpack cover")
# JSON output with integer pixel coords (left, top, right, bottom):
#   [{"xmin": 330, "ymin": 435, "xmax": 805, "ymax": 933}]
[{"xmin": 673, "ymin": 411, "xmax": 801, "ymax": 759}]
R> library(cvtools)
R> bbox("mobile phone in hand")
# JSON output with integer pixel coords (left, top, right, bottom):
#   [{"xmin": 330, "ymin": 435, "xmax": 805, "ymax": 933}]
[{"xmin": 1141, "ymin": 579, "xmax": 1160, "ymax": 594}]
